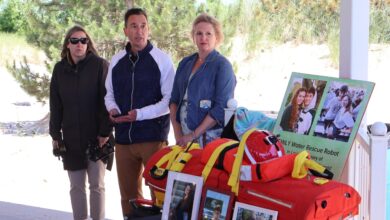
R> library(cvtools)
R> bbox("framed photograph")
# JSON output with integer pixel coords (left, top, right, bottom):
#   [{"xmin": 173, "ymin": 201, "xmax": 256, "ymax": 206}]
[
  {"xmin": 199, "ymin": 187, "xmax": 234, "ymax": 220},
  {"xmin": 232, "ymin": 202, "xmax": 278, "ymax": 220},
  {"xmin": 274, "ymin": 72, "xmax": 375, "ymax": 179},
  {"xmin": 162, "ymin": 171, "xmax": 203, "ymax": 220}
]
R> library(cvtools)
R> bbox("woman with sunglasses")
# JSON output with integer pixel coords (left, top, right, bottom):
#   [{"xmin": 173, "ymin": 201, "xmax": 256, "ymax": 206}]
[{"xmin": 49, "ymin": 25, "xmax": 112, "ymax": 220}]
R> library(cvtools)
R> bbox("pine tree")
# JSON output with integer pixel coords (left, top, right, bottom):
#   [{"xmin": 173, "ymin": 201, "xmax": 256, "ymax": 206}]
[
  {"xmin": 0, "ymin": 0, "xmax": 28, "ymax": 33},
  {"xmin": 9, "ymin": 0, "xmax": 242, "ymax": 104},
  {"xmin": 137, "ymin": 0, "xmax": 197, "ymax": 62},
  {"xmin": 5, "ymin": 0, "xmax": 244, "ymax": 134},
  {"xmin": 8, "ymin": 0, "xmax": 127, "ymax": 104}
]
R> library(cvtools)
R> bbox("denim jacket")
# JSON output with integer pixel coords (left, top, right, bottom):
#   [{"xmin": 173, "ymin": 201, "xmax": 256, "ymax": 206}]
[{"xmin": 170, "ymin": 50, "xmax": 236, "ymax": 130}]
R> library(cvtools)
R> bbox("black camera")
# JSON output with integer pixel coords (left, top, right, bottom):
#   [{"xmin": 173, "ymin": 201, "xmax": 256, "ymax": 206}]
[
  {"xmin": 53, "ymin": 140, "xmax": 66, "ymax": 159},
  {"xmin": 86, "ymin": 140, "xmax": 114, "ymax": 162}
]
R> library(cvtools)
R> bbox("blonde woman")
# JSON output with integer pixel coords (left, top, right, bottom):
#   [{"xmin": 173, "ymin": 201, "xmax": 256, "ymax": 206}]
[{"xmin": 170, "ymin": 13, "xmax": 236, "ymax": 147}]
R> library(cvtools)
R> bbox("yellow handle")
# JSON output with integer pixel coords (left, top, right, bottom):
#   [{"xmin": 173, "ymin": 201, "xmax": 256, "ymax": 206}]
[
  {"xmin": 201, "ymin": 140, "xmax": 239, "ymax": 182},
  {"xmin": 169, "ymin": 143, "xmax": 200, "ymax": 172},
  {"xmin": 154, "ymin": 145, "xmax": 182, "ymax": 169},
  {"xmin": 292, "ymin": 150, "xmax": 326, "ymax": 179},
  {"xmin": 305, "ymin": 160, "xmax": 326, "ymax": 174},
  {"xmin": 154, "ymin": 143, "xmax": 200, "ymax": 173},
  {"xmin": 170, "ymin": 152, "xmax": 193, "ymax": 172},
  {"xmin": 228, "ymin": 128, "xmax": 257, "ymax": 195}
]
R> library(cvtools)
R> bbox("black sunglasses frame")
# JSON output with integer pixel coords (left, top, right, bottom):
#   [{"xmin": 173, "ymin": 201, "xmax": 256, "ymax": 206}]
[{"xmin": 69, "ymin": 37, "xmax": 89, "ymax": 45}]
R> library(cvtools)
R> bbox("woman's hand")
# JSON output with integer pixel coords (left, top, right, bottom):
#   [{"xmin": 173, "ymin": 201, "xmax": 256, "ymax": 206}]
[
  {"xmin": 177, "ymin": 133, "xmax": 194, "ymax": 147},
  {"xmin": 98, "ymin": 136, "xmax": 109, "ymax": 148},
  {"xmin": 52, "ymin": 140, "xmax": 60, "ymax": 150},
  {"xmin": 174, "ymin": 133, "xmax": 183, "ymax": 145}
]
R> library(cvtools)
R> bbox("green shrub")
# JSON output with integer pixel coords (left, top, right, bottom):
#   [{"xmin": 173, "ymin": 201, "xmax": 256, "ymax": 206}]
[
  {"xmin": 0, "ymin": 0, "xmax": 27, "ymax": 33},
  {"xmin": 327, "ymin": 28, "xmax": 340, "ymax": 68},
  {"xmin": 370, "ymin": 5, "xmax": 390, "ymax": 43}
]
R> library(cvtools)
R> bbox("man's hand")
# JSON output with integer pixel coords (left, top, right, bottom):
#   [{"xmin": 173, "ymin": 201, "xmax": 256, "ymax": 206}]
[
  {"xmin": 127, "ymin": 109, "xmax": 137, "ymax": 122},
  {"xmin": 109, "ymin": 109, "xmax": 137, "ymax": 123},
  {"xmin": 114, "ymin": 109, "xmax": 137, "ymax": 123},
  {"xmin": 109, "ymin": 109, "xmax": 120, "ymax": 123}
]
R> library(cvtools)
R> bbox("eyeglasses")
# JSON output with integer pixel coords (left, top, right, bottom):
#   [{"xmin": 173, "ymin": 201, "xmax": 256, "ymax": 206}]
[{"xmin": 69, "ymin": 37, "xmax": 89, "ymax": 45}]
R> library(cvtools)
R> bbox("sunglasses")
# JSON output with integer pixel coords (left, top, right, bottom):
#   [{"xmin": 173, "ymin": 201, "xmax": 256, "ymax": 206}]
[{"xmin": 69, "ymin": 37, "xmax": 89, "ymax": 45}]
